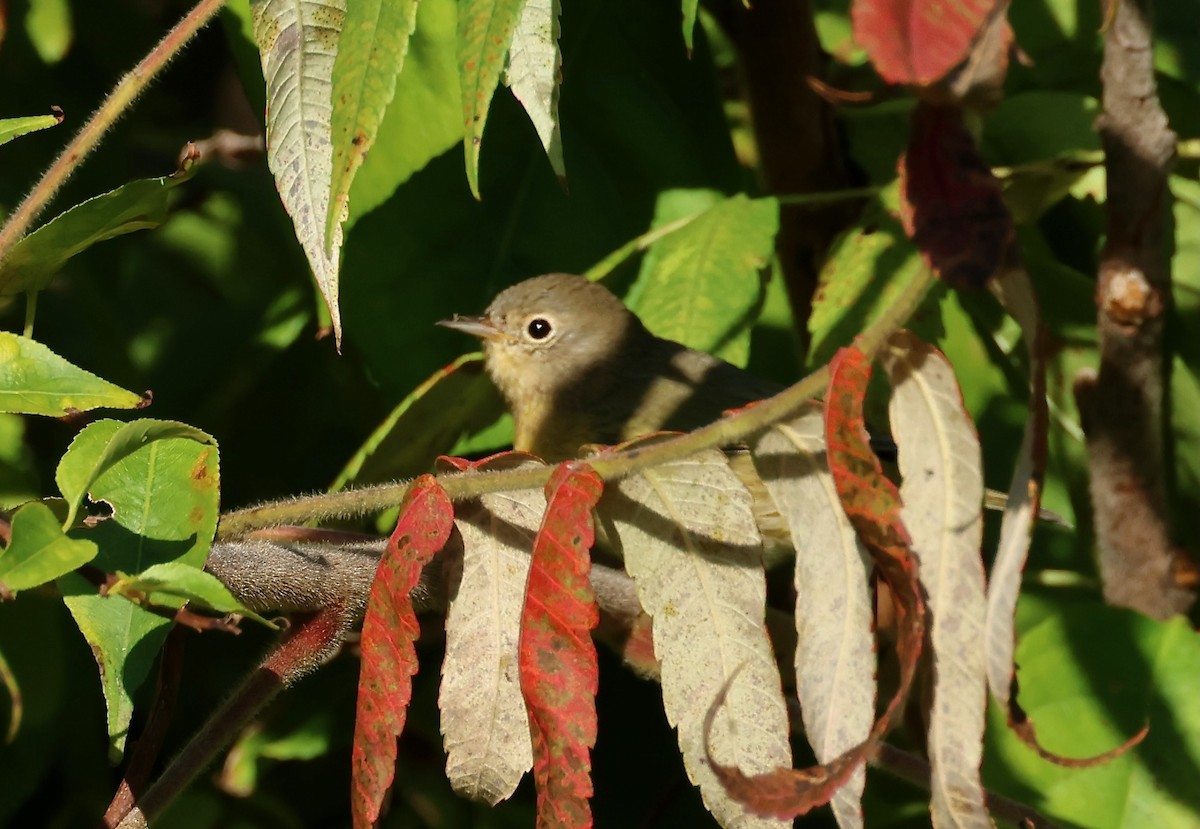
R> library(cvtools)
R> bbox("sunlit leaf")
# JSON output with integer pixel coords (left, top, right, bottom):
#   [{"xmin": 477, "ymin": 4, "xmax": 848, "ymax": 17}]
[
  {"xmin": 457, "ymin": 0, "xmax": 526, "ymax": 198},
  {"xmin": 251, "ymin": 0, "xmax": 346, "ymax": 344},
  {"xmin": 503, "ymin": 0, "xmax": 564, "ymax": 182},
  {"xmin": 883, "ymin": 330, "xmax": 991, "ymax": 829},
  {"xmin": 751, "ymin": 404, "xmax": 873, "ymax": 829},
  {"xmin": 598, "ymin": 441, "xmax": 791, "ymax": 829},
  {"xmin": 0, "ymin": 334, "xmax": 143, "ymax": 417},
  {"xmin": 519, "ymin": 462, "xmax": 603, "ymax": 829},
  {"xmin": 438, "ymin": 452, "xmax": 539, "ymax": 804},
  {"xmin": 0, "ymin": 110, "xmax": 62, "ymax": 147},
  {"xmin": 108, "ymin": 561, "xmax": 277, "ymax": 628},
  {"xmin": 351, "ymin": 475, "xmax": 454, "ymax": 828},
  {"xmin": 0, "ymin": 501, "xmax": 96, "ymax": 593},
  {"xmin": 851, "ymin": 0, "xmax": 1000, "ymax": 85}
]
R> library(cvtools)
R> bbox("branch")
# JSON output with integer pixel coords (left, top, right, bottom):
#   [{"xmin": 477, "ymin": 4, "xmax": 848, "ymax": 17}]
[
  {"xmin": 1073, "ymin": 0, "xmax": 1195, "ymax": 618},
  {"xmin": 216, "ymin": 262, "xmax": 936, "ymax": 538}
]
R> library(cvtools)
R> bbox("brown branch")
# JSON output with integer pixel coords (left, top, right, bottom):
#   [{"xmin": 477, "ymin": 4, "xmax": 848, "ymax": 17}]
[{"xmin": 1073, "ymin": 0, "xmax": 1195, "ymax": 618}]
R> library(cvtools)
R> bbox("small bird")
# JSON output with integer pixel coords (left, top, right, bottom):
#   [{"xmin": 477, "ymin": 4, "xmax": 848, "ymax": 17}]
[{"xmin": 438, "ymin": 273, "xmax": 781, "ymax": 462}]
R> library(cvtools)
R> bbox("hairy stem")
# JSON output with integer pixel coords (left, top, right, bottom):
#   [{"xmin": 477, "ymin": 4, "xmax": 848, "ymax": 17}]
[
  {"xmin": 217, "ymin": 263, "xmax": 935, "ymax": 538},
  {"xmin": 0, "ymin": 0, "xmax": 227, "ymax": 263}
]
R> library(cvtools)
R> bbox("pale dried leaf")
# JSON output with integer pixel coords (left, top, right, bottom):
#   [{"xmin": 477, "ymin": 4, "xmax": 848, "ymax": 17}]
[
  {"xmin": 884, "ymin": 332, "xmax": 992, "ymax": 829},
  {"xmin": 503, "ymin": 0, "xmax": 564, "ymax": 181},
  {"xmin": 598, "ymin": 449, "xmax": 791, "ymax": 829},
  {"xmin": 751, "ymin": 403, "xmax": 872, "ymax": 829},
  {"xmin": 252, "ymin": 0, "xmax": 346, "ymax": 345},
  {"xmin": 440, "ymin": 461, "xmax": 540, "ymax": 804}
]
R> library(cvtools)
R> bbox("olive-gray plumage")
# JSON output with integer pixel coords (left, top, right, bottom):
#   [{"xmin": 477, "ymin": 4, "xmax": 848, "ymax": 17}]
[{"xmin": 439, "ymin": 273, "xmax": 781, "ymax": 461}]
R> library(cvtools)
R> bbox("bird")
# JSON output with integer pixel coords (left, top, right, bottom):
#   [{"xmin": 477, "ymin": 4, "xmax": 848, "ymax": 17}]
[{"xmin": 437, "ymin": 273, "xmax": 782, "ymax": 463}]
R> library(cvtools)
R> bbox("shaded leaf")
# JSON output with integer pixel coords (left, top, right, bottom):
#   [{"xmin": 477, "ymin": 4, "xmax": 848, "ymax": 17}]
[
  {"xmin": 707, "ymin": 345, "xmax": 926, "ymax": 819},
  {"xmin": 0, "ymin": 501, "xmax": 97, "ymax": 592},
  {"xmin": 751, "ymin": 404, "xmax": 873, "ymax": 829},
  {"xmin": 351, "ymin": 475, "xmax": 454, "ymax": 828},
  {"xmin": 0, "ymin": 334, "xmax": 143, "ymax": 417},
  {"xmin": 108, "ymin": 561, "xmax": 277, "ymax": 628},
  {"xmin": 0, "ymin": 110, "xmax": 62, "ymax": 147},
  {"xmin": 24, "ymin": 0, "xmax": 72, "ymax": 63},
  {"xmin": 438, "ymin": 452, "xmax": 540, "ymax": 804},
  {"xmin": 252, "ymin": 0, "xmax": 346, "ymax": 344},
  {"xmin": 331, "ymin": 353, "xmax": 504, "ymax": 490},
  {"xmin": 519, "ymin": 462, "xmax": 603, "ymax": 829},
  {"xmin": 327, "ymin": 0, "xmax": 421, "ymax": 244},
  {"xmin": 851, "ymin": 0, "xmax": 1000, "ymax": 86},
  {"xmin": 55, "ymin": 419, "xmax": 216, "ymax": 531},
  {"xmin": 457, "ymin": 0, "xmax": 525, "ymax": 198},
  {"xmin": 883, "ymin": 330, "xmax": 991, "ymax": 829},
  {"xmin": 629, "ymin": 193, "xmax": 778, "ymax": 366},
  {"xmin": 0, "ymin": 161, "xmax": 197, "ymax": 297},
  {"xmin": 681, "ymin": 0, "xmax": 699, "ymax": 52},
  {"xmin": 899, "ymin": 103, "xmax": 1013, "ymax": 289},
  {"xmin": 503, "ymin": 0, "xmax": 564, "ymax": 182},
  {"xmin": 598, "ymin": 440, "xmax": 791, "ymax": 829}
]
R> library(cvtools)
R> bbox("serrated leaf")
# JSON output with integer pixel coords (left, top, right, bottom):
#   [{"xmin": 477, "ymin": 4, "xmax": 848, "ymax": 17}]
[
  {"xmin": 751, "ymin": 405, "xmax": 873, "ymax": 829},
  {"xmin": 53, "ymin": 418, "xmax": 219, "ymax": 759},
  {"xmin": 708, "ymin": 346, "xmax": 926, "ymax": 820},
  {"xmin": 520, "ymin": 462, "xmax": 603, "ymax": 829},
  {"xmin": 0, "ymin": 501, "xmax": 97, "ymax": 593},
  {"xmin": 55, "ymin": 419, "xmax": 216, "ymax": 531},
  {"xmin": 629, "ymin": 193, "xmax": 778, "ymax": 366},
  {"xmin": 331, "ymin": 353, "xmax": 504, "ymax": 490},
  {"xmin": 438, "ymin": 453, "xmax": 540, "ymax": 805},
  {"xmin": 0, "ymin": 162, "xmax": 197, "ymax": 297},
  {"xmin": 252, "ymin": 0, "xmax": 346, "ymax": 345},
  {"xmin": 327, "ymin": 0, "xmax": 421, "ymax": 244},
  {"xmin": 458, "ymin": 0, "xmax": 526, "ymax": 199},
  {"xmin": 351, "ymin": 475, "xmax": 454, "ymax": 828},
  {"xmin": 108, "ymin": 561, "xmax": 277, "ymax": 628},
  {"xmin": 597, "ymin": 442, "xmax": 791, "ymax": 829},
  {"xmin": 0, "ymin": 110, "xmax": 62, "ymax": 147},
  {"xmin": 851, "ymin": 0, "xmax": 998, "ymax": 85},
  {"xmin": 883, "ymin": 330, "xmax": 992, "ymax": 829},
  {"xmin": 503, "ymin": 0, "xmax": 564, "ymax": 182},
  {"xmin": 0, "ymin": 334, "xmax": 142, "ymax": 417}
]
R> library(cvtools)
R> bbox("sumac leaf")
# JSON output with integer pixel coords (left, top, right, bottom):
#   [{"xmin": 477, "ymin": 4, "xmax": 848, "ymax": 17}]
[{"xmin": 851, "ymin": 0, "xmax": 1001, "ymax": 86}]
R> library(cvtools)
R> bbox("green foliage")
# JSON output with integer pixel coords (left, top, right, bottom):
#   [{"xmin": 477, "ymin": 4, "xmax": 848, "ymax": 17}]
[{"xmin": 0, "ymin": 333, "xmax": 143, "ymax": 416}]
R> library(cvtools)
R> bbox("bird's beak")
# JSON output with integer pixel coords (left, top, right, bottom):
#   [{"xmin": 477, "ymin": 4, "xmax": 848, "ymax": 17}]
[{"xmin": 437, "ymin": 314, "xmax": 499, "ymax": 341}]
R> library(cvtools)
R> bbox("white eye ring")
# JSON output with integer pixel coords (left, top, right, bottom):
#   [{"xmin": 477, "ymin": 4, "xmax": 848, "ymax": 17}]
[{"xmin": 523, "ymin": 316, "xmax": 555, "ymax": 342}]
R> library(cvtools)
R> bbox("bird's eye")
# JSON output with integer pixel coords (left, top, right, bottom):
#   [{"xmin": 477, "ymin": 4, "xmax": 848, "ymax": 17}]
[{"xmin": 526, "ymin": 317, "xmax": 553, "ymax": 340}]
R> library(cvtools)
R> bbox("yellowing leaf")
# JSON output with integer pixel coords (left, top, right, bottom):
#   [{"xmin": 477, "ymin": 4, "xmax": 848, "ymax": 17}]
[
  {"xmin": 503, "ymin": 0, "xmax": 564, "ymax": 182},
  {"xmin": 751, "ymin": 404, "xmax": 873, "ymax": 829},
  {"xmin": 438, "ymin": 454, "xmax": 538, "ymax": 804},
  {"xmin": 883, "ymin": 331, "xmax": 991, "ymax": 829},
  {"xmin": 598, "ymin": 445, "xmax": 791, "ymax": 829},
  {"xmin": 458, "ymin": 0, "xmax": 525, "ymax": 198},
  {"xmin": 251, "ymin": 0, "xmax": 346, "ymax": 345}
]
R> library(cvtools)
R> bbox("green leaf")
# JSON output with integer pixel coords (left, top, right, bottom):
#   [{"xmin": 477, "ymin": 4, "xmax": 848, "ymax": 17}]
[
  {"xmin": 58, "ymin": 572, "xmax": 172, "ymax": 761},
  {"xmin": 251, "ymin": 0, "xmax": 346, "ymax": 344},
  {"xmin": 56, "ymin": 419, "xmax": 216, "ymax": 531},
  {"xmin": 0, "ymin": 502, "xmax": 97, "ymax": 593},
  {"xmin": 0, "ymin": 334, "xmax": 144, "ymax": 417},
  {"xmin": 681, "ymin": 0, "xmax": 699, "ymax": 52},
  {"xmin": 346, "ymin": 0, "xmax": 462, "ymax": 225},
  {"xmin": 327, "ymin": 0, "xmax": 422, "ymax": 245},
  {"xmin": 985, "ymin": 601, "xmax": 1200, "ymax": 829},
  {"xmin": 220, "ymin": 712, "xmax": 335, "ymax": 796},
  {"xmin": 0, "ymin": 111, "xmax": 63, "ymax": 147},
  {"xmin": 109, "ymin": 562, "xmax": 277, "ymax": 628},
  {"xmin": 628, "ymin": 192, "xmax": 778, "ymax": 366},
  {"xmin": 25, "ymin": 0, "xmax": 73, "ymax": 64},
  {"xmin": 457, "ymin": 0, "xmax": 525, "ymax": 199},
  {"xmin": 54, "ymin": 419, "xmax": 219, "ymax": 759},
  {"xmin": 503, "ymin": 0, "xmax": 564, "ymax": 182},
  {"xmin": 331, "ymin": 352, "xmax": 505, "ymax": 490},
  {"xmin": 0, "ymin": 162, "xmax": 198, "ymax": 298}
]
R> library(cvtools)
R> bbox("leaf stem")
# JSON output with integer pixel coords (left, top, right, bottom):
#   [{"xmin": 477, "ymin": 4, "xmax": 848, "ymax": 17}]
[
  {"xmin": 0, "ymin": 0, "xmax": 226, "ymax": 264},
  {"xmin": 217, "ymin": 263, "xmax": 935, "ymax": 538}
]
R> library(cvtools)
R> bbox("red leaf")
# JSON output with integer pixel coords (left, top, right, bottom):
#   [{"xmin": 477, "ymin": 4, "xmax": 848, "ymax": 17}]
[
  {"xmin": 899, "ymin": 103, "xmax": 1014, "ymax": 289},
  {"xmin": 351, "ymin": 475, "xmax": 454, "ymax": 828},
  {"xmin": 519, "ymin": 462, "xmax": 604, "ymax": 829},
  {"xmin": 852, "ymin": 0, "xmax": 1001, "ymax": 86},
  {"xmin": 705, "ymin": 345, "xmax": 927, "ymax": 819}
]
